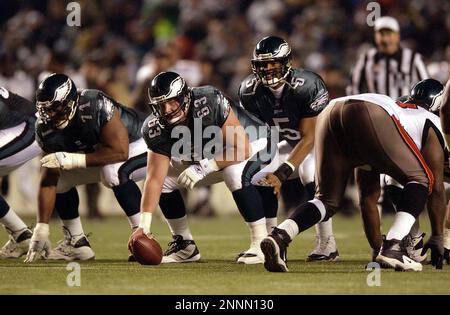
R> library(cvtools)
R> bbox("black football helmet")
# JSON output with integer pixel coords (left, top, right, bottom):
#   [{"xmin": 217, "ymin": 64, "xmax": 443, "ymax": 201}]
[
  {"xmin": 36, "ymin": 73, "xmax": 78, "ymax": 129},
  {"xmin": 148, "ymin": 71, "xmax": 191, "ymax": 126},
  {"xmin": 408, "ymin": 79, "xmax": 444, "ymax": 112},
  {"xmin": 251, "ymin": 36, "xmax": 292, "ymax": 87}
]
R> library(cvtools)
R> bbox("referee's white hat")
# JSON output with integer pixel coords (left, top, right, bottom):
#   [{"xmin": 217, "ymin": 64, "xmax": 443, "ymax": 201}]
[{"xmin": 374, "ymin": 16, "xmax": 400, "ymax": 32}]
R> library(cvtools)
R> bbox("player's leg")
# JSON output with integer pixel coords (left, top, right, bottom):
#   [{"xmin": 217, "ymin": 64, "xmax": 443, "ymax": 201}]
[
  {"xmin": 156, "ymin": 160, "xmax": 201, "ymax": 263},
  {"xmin": 49, "ymin": 168, "xmax": 102, "ymax": 261},
  {"xmin": 49, "ymin": 186, "xmax": 95, "ymax": 261},
  {"xmin": 358, "ymin": 102, "xmax": 430, "ymax": 271},
  {"xmin": 0, "ymin": 195, "xmax": 32, "ymax": 258},
  {"xmin": 0, "ymin": 126, "xmax": 42, "ymax": 258},
  {"xmin": 302, "ymin": 152, "xmax": 339, "ymax": 262},
  {"xmin": 223, "ymin": 137, "xmax": 278, "ymax": 264},
  {"xmin": 383, "ymin": 176, "xmax": 427, "ymax": 262},
  {"xmin": 101, "ymin": 139, "xmax": 148, "ymax": 232},
  {"xmin": 261, "ymin": 103, "xmax": 353, "ymax": 272},
  {"xmin": 445, "ymin": 199, "xmax": 450, "ymax": 264}
]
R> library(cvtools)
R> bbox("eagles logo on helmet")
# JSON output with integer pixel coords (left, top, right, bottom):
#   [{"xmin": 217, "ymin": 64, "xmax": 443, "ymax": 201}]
[
  {"xmin": 147, "ymin": 71, "xmax": 191, "ymax": 126},
  {"xmin": 36, "ymin": 73, "xmax": 79, "ymax": 129},
  {"xmin": 251, "ymin": 36, "xmax": 292, "ymax": 87}
]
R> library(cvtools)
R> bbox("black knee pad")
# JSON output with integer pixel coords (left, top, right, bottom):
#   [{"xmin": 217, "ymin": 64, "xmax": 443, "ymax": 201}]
[
  {"xmin": 255, "ymin": 186, "xmax": 278, "ymax": 219},
  {"xmin": 55, "ymin": 188, "xmax": 80, "ymax": 220},
  {"xmin": 397, "ymin": 182, "xmax": 428, "ymax": 217},
  {"xmin": 159, "ymin": 190, "xmax": 186, "ymax": 219},
  {"xmin": 112, "ymin": 180, "xmax": 141, "ymax": 217},
  {"xmin": 232, "ymin": 185, "xmax": 265, "ymax": 223}
]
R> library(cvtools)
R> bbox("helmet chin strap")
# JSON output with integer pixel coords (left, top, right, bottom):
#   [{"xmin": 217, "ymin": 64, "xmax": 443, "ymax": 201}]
[{"xmin": 56, "ymin": 120, "xmax": 70, "ymax": 129}]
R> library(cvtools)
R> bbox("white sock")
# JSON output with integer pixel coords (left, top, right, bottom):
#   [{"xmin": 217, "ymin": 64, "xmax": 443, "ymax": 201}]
[
  {"xmin": 386, "ymin": 212, "xmax": 416, "ymax": 241},
  {"xmin": 246, "ymin": 218, "xmax": 267, "ymax": 247},
  {"xmin": 0, "ymin": 209, "xmax": 27, "ymax": 233},
  {"xmin": 278, "ymin": 219, "xmax": 299, "ymax": 241},
  {"xmin": 265, "ymin": 217, "xmax": 277, "ymax": 234},
  {"xmin": 127, "ymin": 213, "xmax": 140, "ymax": 231},
  {"xmin": 409, "ymin": 219, "xmax": 421, "ymax": 237},
  {"xmin": 315, "ymin": 218, "xmax": 334, "ymax": 240},
  {"xmin": 166, "ymin": 215, "xmax": 193, "ymax": 240},
  {"xmin": 444, "ymin": 228, "xmax": 450, "ymax": 249},
  {"xmin": 62, "ymin": 217, "xmax": 84, "ymax": 236}
]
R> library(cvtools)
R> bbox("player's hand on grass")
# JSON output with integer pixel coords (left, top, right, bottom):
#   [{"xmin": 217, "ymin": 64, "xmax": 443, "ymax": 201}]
[
  {"xmin": 444, "ymin": 247, "xmax": 449, "ymax": 265},
  {"xmin": 40, "ymin": 152, "xmax": 86, "ymax": 170},
  {"xmin": 421, "ymin": 235, "xmax": 444, "ymax": 269},
  {"xmin": 24, "ymin": 223, "xmax": 51, "ymax": 263}
]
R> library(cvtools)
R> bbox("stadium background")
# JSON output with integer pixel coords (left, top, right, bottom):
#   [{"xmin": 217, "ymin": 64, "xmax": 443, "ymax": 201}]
[{"xmin": 1, "ymin": 0, "xmax": 449, "ymax": 216}]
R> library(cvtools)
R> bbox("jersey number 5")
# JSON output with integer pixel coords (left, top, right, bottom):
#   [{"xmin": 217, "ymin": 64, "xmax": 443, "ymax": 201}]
[{"xmin": 272, "ymin": 117, "xmax": 301, "ymax": 141}]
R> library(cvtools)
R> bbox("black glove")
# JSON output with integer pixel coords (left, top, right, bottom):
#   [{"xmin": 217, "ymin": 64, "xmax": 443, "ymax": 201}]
[{"xmin": 421, "ymin": 235, "xmax": 444, "ymax": 269}]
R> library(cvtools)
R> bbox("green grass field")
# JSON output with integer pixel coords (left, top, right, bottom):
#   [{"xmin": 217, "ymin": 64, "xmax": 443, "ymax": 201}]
[{"xmin": 1, "ymin": 213, "xmax": 449, "ymax": 294}]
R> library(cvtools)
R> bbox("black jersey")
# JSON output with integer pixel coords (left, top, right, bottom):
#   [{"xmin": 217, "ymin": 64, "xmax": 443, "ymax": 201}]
[
  {"xmin": 142, "ymin": 85, "xmax": 266, "ymax": 161},
  {"xmin": 0, "ymin": 87, "xmax": 36, "ymax": 129},
  {"xmin": 239, "ymin": 68, "xmax": 329, "ymax": 145},
  {"xmin": 36, "ymin": 89, "xmax": 146, "ymax": 153}
]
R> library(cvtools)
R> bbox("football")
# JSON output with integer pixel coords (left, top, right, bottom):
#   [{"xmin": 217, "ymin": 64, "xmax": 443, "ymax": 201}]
[{"xmin": 129, "ymin": 233, "xmax": 163, "ymax": 265}]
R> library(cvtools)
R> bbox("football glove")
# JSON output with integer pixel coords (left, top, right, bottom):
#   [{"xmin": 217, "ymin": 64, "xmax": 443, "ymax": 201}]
[
  {"xmin": 24, "ymin": 223, "xmax": 51, "ymax": 263},
  {"xmin": 41, "ymin": 152, "xmax": 86, "ymax": 170},
  {"xmin": 421, "ymin": 235, "xmax": 444, "ymax": 269},
  {"xmin": 177, "ymin": 159, "xmax": 219, "ymax": 189}
]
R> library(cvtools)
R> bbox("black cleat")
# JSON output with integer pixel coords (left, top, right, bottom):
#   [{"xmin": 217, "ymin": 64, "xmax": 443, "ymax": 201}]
[
  {"xmin": 162, "ymin": 235, "xmax": 201, "ymax": 263},
  {"xmin": 260, "ymin": 227, "xmax": 291, "ymax": 272}
]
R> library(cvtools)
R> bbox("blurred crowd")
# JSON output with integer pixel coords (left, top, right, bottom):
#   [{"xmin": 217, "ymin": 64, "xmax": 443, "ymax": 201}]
[
  {"xmin": 1, "ymin": 0, "xmax": 449, "ymax": 110},
  {"xmin": 0, "ymin": 0, "xmax": 449, "ymax": 217}
]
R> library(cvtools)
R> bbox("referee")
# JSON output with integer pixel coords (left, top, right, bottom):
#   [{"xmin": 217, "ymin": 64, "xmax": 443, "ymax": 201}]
[{"xmin": 349, "ymin": 16, "xmax": 429, "ymax": 99}]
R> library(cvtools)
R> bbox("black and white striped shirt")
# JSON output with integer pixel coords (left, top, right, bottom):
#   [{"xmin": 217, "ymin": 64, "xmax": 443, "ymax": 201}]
[{"xmin": 349, "ymin": 47, "xmax": 429, "ymax": 99}]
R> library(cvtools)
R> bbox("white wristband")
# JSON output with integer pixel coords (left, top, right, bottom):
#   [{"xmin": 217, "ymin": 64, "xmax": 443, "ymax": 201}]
[
  {"xmin": 199, "ymin": 158, "xmax": 220, "ymax": 175},
  {"xmin": 33, "ymin": 223, "xmax": 49, "ymax": 239},
  {"xmin": 138, "ymin": 212, "xmax": 152, "ymax": 235},
  {"xmin": 73, "ymin": 153, "xmax": 87, "ymax": 168},
  {"xmin": 208, "ymin": 159, "xmax": 220, "ymax": 172}
]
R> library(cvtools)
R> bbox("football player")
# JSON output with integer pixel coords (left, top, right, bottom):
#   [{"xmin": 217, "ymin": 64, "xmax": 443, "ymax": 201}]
[
  {"xmin": 439, "ymin": 78, "xmax": 450, "ymax": 264},
  {"xmin": 0, "ymin": 87, "xmax": 40, "ymax": 258},
  {"xmin": 358, "ymin": 79, "xmax": 447, "ymax": 268},
  {"xmin": 261, "ymin": 92, "xmax": 441, "ymax": 272},
  {"xmin": 238, "ymin": 36, "xmax": 337, "ymax": 261},
  {"xmin": 25, "ymin": 73, "xmax": 148, "ymax": 262},
  {"xmin": 129, "ymin": 71, "xmax": 285, "ymax": 264}
]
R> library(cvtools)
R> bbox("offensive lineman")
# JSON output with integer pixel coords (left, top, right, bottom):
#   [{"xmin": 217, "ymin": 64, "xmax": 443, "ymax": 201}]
[
  {"xmin": 129, "ymin": 71, "xmax": 283, "ymax": 264},
  {"xmin": 25, "ymin": 73, "xmax": 148, "ymax": 262}
]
